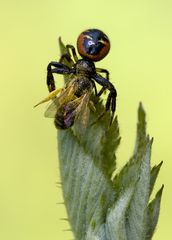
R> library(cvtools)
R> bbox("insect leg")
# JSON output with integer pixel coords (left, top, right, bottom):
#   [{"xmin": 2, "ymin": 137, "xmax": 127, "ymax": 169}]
[
  {"xmin": 96, "ymin": 87, "xmax": 106, "ymax": 97},
  {"xmin": 59, "ymin": 53, "xmax": 74, "ymax": 65},
  {"xmin": 34, "ymin": 88, "xmax": 64, "ymax": 108},
  {"xmin": 65, "ymin": 45, "xmax": 79, "ymax": 63},
  {"xmin": 91, "ymin": 80, "xmax": 98, "ymax": 96}
]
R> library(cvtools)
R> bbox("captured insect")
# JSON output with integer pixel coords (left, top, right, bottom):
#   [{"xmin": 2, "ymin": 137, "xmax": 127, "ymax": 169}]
[{"xmin": 34, "ymin": 29, "xmax": 117, "ymax": 130}]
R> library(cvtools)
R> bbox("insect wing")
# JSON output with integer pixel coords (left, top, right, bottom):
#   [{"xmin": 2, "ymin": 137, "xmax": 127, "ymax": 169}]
[
  {"xmin": 57, "ymin": 85, "xmax": 75, "ymax": 105},
  {"xmin": 44, "ymin": 85, "xmax": 75, "ymax": 118},
  {"xmin": 74, "ymin": 93, "xmax": 91, "ymax": 132},
  {"xmin": 44, "ymin": 100, "xmax": 59, "ymax": 118}
]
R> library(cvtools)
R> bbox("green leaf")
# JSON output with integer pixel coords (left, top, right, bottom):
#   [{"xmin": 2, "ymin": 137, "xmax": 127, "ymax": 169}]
[
  {"xmin": 125, "ymin": 139, "xmax": 152, "ymax": 240},
  {"xmin": 113, "ymin": 103, "xmax": 148, "ymax": 196},
  {"xmin": 100, "ymin": 116, "xmax": 121, "ymax": 177},
  {"xmin": 134, "ymin": 102, "xmax": 147, "ymax": 154},
  {"xmin": 146, "ymin": 185, "xmax": 164, "ymax": 240},
  {"xmin": 150, "ymin": 161, "xmax": 163, "ymax": 196},
  {"xmin": 56, "ymin": 39, "xmax": 163, "ymax": 240},
  {"xmin": 58, "ymin": 128, "xmax": 116, "ymax": 239},
  {"xmin": 106, "ymin": 186, "xmax": 135, "ymax": 240}
]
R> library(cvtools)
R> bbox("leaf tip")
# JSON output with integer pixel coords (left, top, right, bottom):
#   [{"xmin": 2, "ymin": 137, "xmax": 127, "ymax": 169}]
[
  {"xmin": 138, "ymin": 102, "xmax": 146, "ymax": 122},
  {"xmin": 58, "ymin": 36, "xmax": 62, "ymax": 43},
  {"xmin": 159, "ymin": 160, "xmax": 163, "ymax": 166},
  {"xmin": 160, "ymin": 184, "xmax": 164, "ymax": 193}
]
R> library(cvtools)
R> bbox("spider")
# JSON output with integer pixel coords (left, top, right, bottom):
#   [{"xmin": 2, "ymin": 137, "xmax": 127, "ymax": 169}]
[{"xmin": 35, "ymin": 29, "xmax": 117, "ymax": 129}]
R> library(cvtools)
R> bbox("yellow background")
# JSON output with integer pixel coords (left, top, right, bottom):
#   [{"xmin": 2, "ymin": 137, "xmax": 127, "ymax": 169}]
[{"xmin": 0, "ymin": 0, "xmax": 171, "ymax": 239}]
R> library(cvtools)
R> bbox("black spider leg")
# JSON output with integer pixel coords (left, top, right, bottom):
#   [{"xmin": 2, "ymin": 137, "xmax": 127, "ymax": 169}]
[
  {"xmin": 92, "ymin": 74, "xmax": 117, "ymax": 124},
  {"xmin": 95, "ymin": 68, "xmax": 109, "ymax": 97},
  {"xmin": 90, "ymin": 80, "xmax": 98, "ymax": 96},
  {"xmin": 47, "ymin": 45, "xmax": 78, "ymax": 92},
  {"xmin": 47, "ymin": 61, "xmax": 74, "ymax": 92},
  {"xmin": 96, "ymin": 68, "xmax": 109, "ymax": 80}
]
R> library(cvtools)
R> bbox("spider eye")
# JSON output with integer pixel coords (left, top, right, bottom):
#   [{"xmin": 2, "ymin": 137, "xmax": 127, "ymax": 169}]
[{"xmin": 77, "ymin": 29, "xmax": 110, "ymax": 62}]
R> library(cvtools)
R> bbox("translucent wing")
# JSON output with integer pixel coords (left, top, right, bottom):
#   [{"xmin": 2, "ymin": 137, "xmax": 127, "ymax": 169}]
[
  {"xmin": 44, "ymin": 100, "xmax": 58, "ymax": 118},
  {"xmin": 73, "ymin": 93, "xmax": 91, "ymax": 133},
  {"xmin": 44, "ymin": 85, "xmax": 75, "ymax": 118}
]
